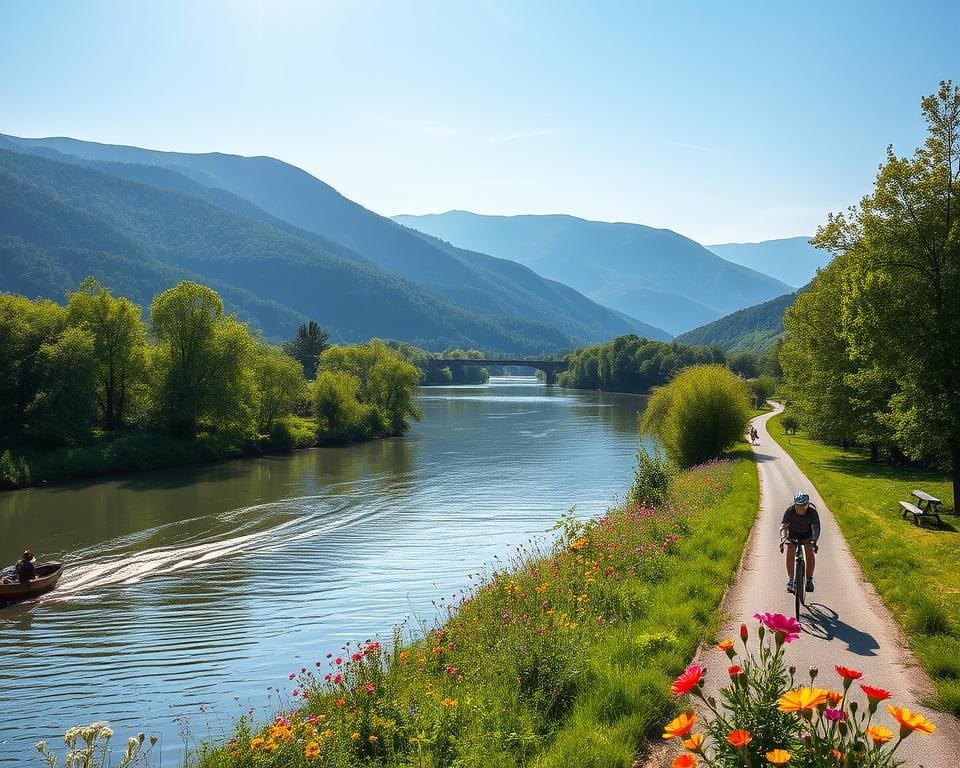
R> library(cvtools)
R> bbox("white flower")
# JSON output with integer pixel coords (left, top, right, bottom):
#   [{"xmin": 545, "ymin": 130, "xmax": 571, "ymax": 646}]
[{"xmin": 35, "ymin": 741, "xmax": 47, "ymax": 752}]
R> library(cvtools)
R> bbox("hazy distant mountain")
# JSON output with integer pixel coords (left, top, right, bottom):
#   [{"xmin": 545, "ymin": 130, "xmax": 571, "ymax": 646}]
[
  {"xmin": 0, "ymin": 134, "xmax": 671, "ymax": 349},
  {"xmin": 707, "ymin": 237, "xmax": 829, "ymax": 289},
  {"xmin": 674, "ymin": 290, "xmax": 799, "ymax": 353},
  {"xmin": 392, "ymin": 211, "xmax": 793, "ymax": 335}
]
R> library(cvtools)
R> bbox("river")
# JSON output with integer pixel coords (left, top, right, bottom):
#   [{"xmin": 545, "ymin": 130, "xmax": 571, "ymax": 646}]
[{"xmin": 0, "ymin": 379, "xmax": 650, "ymax": 764}]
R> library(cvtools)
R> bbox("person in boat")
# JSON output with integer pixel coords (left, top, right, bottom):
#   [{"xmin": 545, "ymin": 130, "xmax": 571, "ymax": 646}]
[{"xmin": 15, "ymin": 551, "xmax": 36, "ymax": 584}]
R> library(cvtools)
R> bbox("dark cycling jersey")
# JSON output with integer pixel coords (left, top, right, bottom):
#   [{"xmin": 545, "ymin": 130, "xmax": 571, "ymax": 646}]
[{"xmin": 781, "ymin": 504, "xmax": 821, "ymax": 542}]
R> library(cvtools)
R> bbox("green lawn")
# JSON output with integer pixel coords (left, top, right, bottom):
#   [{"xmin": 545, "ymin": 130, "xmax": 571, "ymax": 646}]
[{"xmin": 767, "ymin": 412, "xmax": 960, "ymax": 713}]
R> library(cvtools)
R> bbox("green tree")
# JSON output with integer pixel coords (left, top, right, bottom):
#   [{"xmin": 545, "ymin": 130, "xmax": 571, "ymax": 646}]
[
  {"xmin": 313, "ymin": 370, "xmax": 367, "ymax": 439},
  {"xmin": 283, "ymin": 320, "xmax": 330, "ymax": 379},
  {"xmin": 319, "ymin": 341, "xmax": 424, "ymax": 435},
  {"xmin": 150, "ymin": 282, "xmax": 257, "ymax": 436},
  {"xmin": 813, "ymin": 81, "xmax": 960, "ymax": 499},
  {"xmin": 640, "ymin": 364, "xmax": 750, "ymax": 467},
  {"xmin": 254, "ymin": 345, "xmax": 306, "ymax": 432},
  {"xmin": 66, "ymin": 277, "xmax": 147, "ymax": 429},
  {"xmin": 0, "ymin": 294, "xmax": 66, "ymax": 435},
  {"xmin": 26, "ymin": 326, "xmax": 98, "ymax": 445}
]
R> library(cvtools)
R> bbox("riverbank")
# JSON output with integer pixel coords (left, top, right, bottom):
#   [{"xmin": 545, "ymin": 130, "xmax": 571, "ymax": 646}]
[
  {"xmin": 190, "ymin": 447, "xmax": 758, "ymax": 768},
  {"xmin": 0, "ymin": 416, "xmax": 376, "ymax": 491},
  {"xmin": 767, "ymin": 411, "xmax": 960, "ymax": 714}
]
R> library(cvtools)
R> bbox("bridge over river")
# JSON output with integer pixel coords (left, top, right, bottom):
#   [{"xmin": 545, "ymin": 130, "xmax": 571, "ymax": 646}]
[{"xmin": 431, "ymin": 358, "xmax": 569, "ymax": 386}]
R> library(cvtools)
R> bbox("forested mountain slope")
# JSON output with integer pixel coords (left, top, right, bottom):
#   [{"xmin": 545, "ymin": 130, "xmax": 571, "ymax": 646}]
[
  {"xmin": 393, "ymin": 210, "xmax": 793, "ymax": 335},
  {"xmin": 0, "ymin": 133, "xmax": 670, "ymax": 344}
]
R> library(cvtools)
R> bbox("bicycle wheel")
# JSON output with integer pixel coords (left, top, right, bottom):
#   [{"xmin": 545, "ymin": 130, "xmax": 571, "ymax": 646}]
[{"xmin": 794, "ymin": 555, "xmax": 805, "ymax": 623}]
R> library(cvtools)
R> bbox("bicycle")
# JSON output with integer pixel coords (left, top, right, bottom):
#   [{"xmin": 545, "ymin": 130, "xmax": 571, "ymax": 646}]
[{"xmin": 780, "ymin": 537, "xmax": 818, "ymax": 625}]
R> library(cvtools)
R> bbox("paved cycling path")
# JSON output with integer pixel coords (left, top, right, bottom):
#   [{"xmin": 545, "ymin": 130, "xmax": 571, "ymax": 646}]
[{"xmin": 703, "ymin": 403, "xmax": 959, "ymax": 767}]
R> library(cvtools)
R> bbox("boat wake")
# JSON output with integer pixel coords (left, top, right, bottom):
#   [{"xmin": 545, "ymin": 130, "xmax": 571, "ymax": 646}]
[{"xmin": 49, "ymin": 497, "xmax": 376, "ymax": 600}]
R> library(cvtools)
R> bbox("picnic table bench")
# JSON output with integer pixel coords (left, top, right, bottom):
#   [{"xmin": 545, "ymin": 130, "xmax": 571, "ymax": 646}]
[{"xmin": 899, "ymin": 490, "xmax": 944, "ymax": 527}]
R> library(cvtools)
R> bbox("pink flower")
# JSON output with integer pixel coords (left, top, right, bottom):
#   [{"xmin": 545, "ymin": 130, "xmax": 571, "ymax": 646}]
[
  {"xmin": 364, "ymin": 682, "xmax": 375, "ymax": 694},
  {"xmin": 825, "ymin": 708, "xmax": 847, "ymax": 721},
  {"xmin": 288, "ymin": 673, "xmax": 296, "ymax": 680},
  {"xmin": 335, "ymin": 657, "xmax": 343, "ymax": 665},
  {"xmin": 333, "ymin": 674, "xmax": 342, "ymax": 685},
  {"xmin": 671, "ymin": 664, "xmax": 704, "ymax": 696},
  {"xmin": 753, "ymin": 612, "xmax": 802, "ymax": 644}
]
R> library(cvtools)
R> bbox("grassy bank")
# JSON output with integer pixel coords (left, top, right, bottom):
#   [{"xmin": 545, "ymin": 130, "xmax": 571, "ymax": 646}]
[
  {"xmin": 0, "ymin": 416, "xmax": 322, "ymax": 489},
  {"xmin": 192, "ymin": 447, "xmax": 758, "ymax": 768},
  {"xmin": 767, "ymin": 411, "xmax": 960, "ymax": 713}
]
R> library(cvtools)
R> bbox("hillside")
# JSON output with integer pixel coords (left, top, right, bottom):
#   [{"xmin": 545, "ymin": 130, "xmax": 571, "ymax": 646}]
[
  {"xmin": 674, "ymin": 291, "xmax": 798, "ymax": 353},
  {"xmin": 391, "ymin": 211, "xmax": 792, "ymax": 335},
  {"xmin": 707, "ymin": 236, "xmax": 829, "ymax": 289},
  {"xmin": 0, "ymin": 133, "xmax": 670, "ymax": 344},
  {"xmin": 0, "ymin": 149, "xmax": 589, "ymax": 351}
]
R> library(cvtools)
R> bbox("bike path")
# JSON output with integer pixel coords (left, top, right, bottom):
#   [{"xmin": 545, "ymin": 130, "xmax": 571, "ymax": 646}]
[{"xmin": 706, "ymin": 403, "xmax": 960, "ymax": 767}]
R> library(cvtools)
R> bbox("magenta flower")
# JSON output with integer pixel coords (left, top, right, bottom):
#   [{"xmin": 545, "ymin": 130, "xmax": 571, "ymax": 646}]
[
  {"xmin": 753, "ymin": 612, "xmax": 801, "ymax": 643},
  {"xmin": 825, "ymin": 708, "xmax": 847, "ymax": 721}
]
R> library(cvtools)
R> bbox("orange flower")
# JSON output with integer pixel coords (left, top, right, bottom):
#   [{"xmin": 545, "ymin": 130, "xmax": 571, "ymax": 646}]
[
  {"xmin": 663, "ymin": 711, "xmax": 696, "ymax": 739},
  {"xmin": 726, "ymin": 729, "xmax": 752, "ymax": 748},
  {"xmin": 825, "ymin": 691, "xmax": 843, "ymax": 707},
  {"xmin": 766, "ymin": 750, "xmax": 791, "ymax": 765},
  {"xmin": 778, "ymin": 687, "xmax": 829, "ymax": 712},
  {"xmin": 887, "ymin": 706, "xmax": 935, "ymax": 734},
  {"xmin": 672, "ymin": 756, "xmax": 697, "ymax": 768},
  {"xmin": 717, "ymin": 639, "xmax": 734, "ymax": 652},
  {"xmin": 867, "ymin": 725, "xmax": 893, "ymax": 744},
  {"xmin": 682, "ymin": 732, "xmax": 704, "ymax": 752}
]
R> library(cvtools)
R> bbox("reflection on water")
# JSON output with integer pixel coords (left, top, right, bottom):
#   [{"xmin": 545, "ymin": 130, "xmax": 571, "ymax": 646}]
[{"xmin": 0, "ymin": 380, "xmax": 649, "ymax": 763}]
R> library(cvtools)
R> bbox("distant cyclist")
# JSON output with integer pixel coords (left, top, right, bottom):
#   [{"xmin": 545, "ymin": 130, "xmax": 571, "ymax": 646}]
[{"xmin": 780, "ymin": 491, "xmax": 820, "ymax": 594}]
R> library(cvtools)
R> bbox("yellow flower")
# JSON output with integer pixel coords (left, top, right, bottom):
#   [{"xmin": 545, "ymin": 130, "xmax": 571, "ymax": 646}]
[
  {"xmin": 250, "ymin": 736, "xmax": 265, "ymax": 750},
  {"xmin": 350, "ymin": 732, "xmax": 361, "ymax": 742},
  {"xmin": 663, "ymin": 711, "xmax": 696, "ymax": 739},
  {"xmin": 765, "ymin": 749, "xmax": 791, "ymax": 765},
  {"xmin": 570, "ymin": 537, "xmax": 588, "ymax": 551},
  {"xmin": 440, "ymin": 697, "xmax": 458, "ymax": 708},
  {"xmin": 867, "ymin": 725, "xmax": 893, "ymax": 744},
  {"xmin": 304, "ymin": 741, "xmax": 321, "ymax": 760},
  {"xmin": 717, "ymin": 640, "xmax": 734, "ymax": 652},
  {"xmin": 682, "ymin": 732, "xmax": 704, "ymax": 752},
  {"xmin": 887, "ymin": 706, "xmax": 935, "ymax": 734},
  {"xmin": 778, "ymin": 688, "xmax": 829, "ymax": 712},
  {"xmin": 368, "ymin": 734, "xmax": 378, "ymax": 743}
]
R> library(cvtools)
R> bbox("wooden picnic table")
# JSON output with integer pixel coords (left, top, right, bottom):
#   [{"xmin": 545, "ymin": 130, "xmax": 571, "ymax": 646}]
[{"xmin": 912, "ymin": 489, "xmax": 944, "ymax": 514}]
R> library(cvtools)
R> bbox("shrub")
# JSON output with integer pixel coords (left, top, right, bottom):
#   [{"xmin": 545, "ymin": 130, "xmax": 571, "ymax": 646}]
[
  {"xmin": 781, "ymin": 415, "xmax": 800, "ymax": 434},
  {"xmin": 0, "ymin": 449, "xmax": 31, "ymax": 489},
  {"xmin": 748, "ymin": 375, "xmax": 778, "ymax": 409},
  {"xmin": 641, "ymin": 365, "xmax": 750, "ymax": 467},
  {"xmin": 628, "ymin": 445, "xmax": 676, "ymax": 507}
]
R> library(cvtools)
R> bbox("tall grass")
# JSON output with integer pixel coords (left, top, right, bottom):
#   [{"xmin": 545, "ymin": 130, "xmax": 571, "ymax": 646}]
[{"xmin": 192, "ymin": 448, "xmax": 759, "ymax": 768}]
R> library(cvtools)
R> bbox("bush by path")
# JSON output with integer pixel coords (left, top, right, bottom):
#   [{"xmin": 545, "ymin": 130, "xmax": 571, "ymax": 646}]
[{"xmin": 767, "ymin": 412, "xmax": 960, "ymax": 715}]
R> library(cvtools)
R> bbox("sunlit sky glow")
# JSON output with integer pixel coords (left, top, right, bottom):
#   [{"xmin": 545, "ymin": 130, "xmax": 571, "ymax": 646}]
[{"xmin": 2, "ymin": 0, "xmax": 958, "ymax": 243}]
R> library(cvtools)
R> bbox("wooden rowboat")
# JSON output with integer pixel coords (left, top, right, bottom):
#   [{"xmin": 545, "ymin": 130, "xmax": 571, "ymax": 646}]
[{"xmin": 0, "ymin": 562, "xmax": 64, "ymax": 602}]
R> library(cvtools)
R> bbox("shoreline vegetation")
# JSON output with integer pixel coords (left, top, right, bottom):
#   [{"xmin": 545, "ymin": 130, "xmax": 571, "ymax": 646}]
[
  {"xmin": 162, "ymin": 446, "xmax": 758, "ymax": 768},
  {"xmin": 1, "ymin": 279, "xmax": 423, "ymax": 491},
  {"xmin": 767, "ymin": 411, "xmax": 960, "ymax": 715}
]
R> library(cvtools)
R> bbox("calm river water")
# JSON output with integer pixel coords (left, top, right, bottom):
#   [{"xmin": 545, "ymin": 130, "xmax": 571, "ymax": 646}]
[{"xmin": 0, "ymin": 379, "xmax": 649, "ymax": 764}]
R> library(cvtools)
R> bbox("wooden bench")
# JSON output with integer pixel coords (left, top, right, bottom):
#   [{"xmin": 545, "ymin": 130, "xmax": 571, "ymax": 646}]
[{"xmin": 899, "ymin": 500, "xmax": 942, "ymax": 527}]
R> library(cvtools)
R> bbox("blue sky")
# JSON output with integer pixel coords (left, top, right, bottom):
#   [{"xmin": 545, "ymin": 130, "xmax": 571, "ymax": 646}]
[{"xmin": 2, "ymin": 0, "xmax": 957, "ymax": 242}]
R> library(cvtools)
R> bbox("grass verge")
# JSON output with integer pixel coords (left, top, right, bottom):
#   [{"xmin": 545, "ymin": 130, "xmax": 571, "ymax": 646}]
[
  {"xmin": 766, "ymin": 411, "xmax": 960, "ymax": 714},
  {"xmin": 192, "ymin": 447, "xmax": 759, "ymax": 768}
]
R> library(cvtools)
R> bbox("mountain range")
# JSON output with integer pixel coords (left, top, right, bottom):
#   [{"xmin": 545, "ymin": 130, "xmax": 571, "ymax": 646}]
[
  {"xmin": 392, "ymin": 211, "xmax": 793, "ymax": 336},
  {"xmin": 706, "ymin": 237, "xmax": 830, "ymax": 289},
  {"xmin": 0, "ymin": 133, "xmax": 670, "ymax": 351}
]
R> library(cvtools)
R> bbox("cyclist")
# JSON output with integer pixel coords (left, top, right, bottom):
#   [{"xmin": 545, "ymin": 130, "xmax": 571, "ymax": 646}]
[{"xmin": 780, "ymin": 491, "xmax": 820, "ymax": 594}]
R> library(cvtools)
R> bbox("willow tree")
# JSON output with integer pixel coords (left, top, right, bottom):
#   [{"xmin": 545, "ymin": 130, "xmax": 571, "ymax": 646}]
[{"xmin": 813, "ymin": 81, "xmax": 960, "ymax": 503}]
